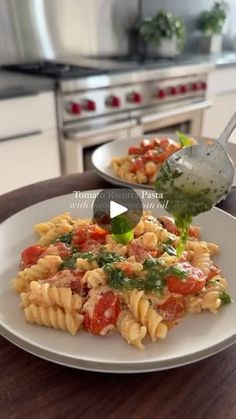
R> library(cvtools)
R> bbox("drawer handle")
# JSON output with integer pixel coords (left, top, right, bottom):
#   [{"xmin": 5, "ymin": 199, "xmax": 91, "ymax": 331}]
[{"xmin": 0, "ymin": 130, "xmax": 42, "ymax": 143}]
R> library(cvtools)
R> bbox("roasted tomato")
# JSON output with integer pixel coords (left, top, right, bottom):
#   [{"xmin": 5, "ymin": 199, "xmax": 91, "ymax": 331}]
[
  {"xmin": 73, "ymin": 225, "xmax": 108, "ymax": 249},
  {"xmin": 158, "ymin": 216, "xmax": 179, "ymax": 235},
  {"xmin": 166, "ymin": 262, "xmax": 206, "ymax": 296},
  {"xmin": 128, "ymin": 145, "xmax": 144, "ymax": 155},
  {"xmin": 130, "ymin": 157, "xmax": 145, "ymax": 173},
  {"xmin": 207, "ymin": 265, "xmax": 221, "ymax": 280},
  {"xmin": 127, "ymin": 243, "xmax": 157, "ymax": 263},
  {"xmin": 153, "ymin": 138, "xmax": 161, "ymax": 147},
  {"xmin": 159, "ymin": 216, "xmax": 200, "ymax": 239},
  {"xmin": 140, "ymin": 138, "xmax": 155, "ymax": 150},
  {"xmin": 46, "ymin": 269, "xmax": 83, "ymax": 292},
  {"xmin": 158, "ymin": 297, "xmax": 186, "ymax": 322},
  {"xmin": 53, "ymin": 242, "xmax": 71, "ymax": 259},
  {"xmin": 21, "ymin": 245, "xmax": 46, "ymax": 269},
  {"xmin": 84, "ymin": 290, "xmax": 121, "ymax": 335},
  {"xmin": 159, "ymin": 138, "xmax": 180, "ymax": 151},
  {"xmin": 188, "ymin": 225, "xmax": 201, "ymax": 239}
]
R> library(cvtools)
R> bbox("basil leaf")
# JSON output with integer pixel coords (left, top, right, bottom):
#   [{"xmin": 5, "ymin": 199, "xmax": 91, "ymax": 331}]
[{"xmin": 176, "ymin": 130, "xmax": 193, "ymax": 148}]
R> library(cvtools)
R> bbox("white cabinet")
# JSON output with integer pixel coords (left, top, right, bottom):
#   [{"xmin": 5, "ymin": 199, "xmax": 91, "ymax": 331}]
[
  {"xmin": 0, "ymin": 130, "xmax": 60, "ymax": 195},
  {"xmin": 202, "ymin": 68, "xmax": 236, "ymax": 144},
  {"xmin": 0, "ymin": 91, "xmax": 61, "ymax": 195}
]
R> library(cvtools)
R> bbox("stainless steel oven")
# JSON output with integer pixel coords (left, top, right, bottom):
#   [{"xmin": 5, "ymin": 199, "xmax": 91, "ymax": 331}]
[
  {"xmin": 64, "ymin": 115, "xmax": 142, "ymax": 172},
  {"xmin": 139, "ymin": 99, "xmax": 211, "ymax": 136},
  {"xmin": 56, "ymin": 62, "xmax": 213, "ymax": 174}
]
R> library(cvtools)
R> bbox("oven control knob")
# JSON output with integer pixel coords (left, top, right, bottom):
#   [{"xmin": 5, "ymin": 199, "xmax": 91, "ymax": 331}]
[
  {"xmin": 191, "ymin": 82, "xmax": 200, "ymax": 91},
  {"xmin": 169, "ymin": 86, "xmax": 178, "ymax": 95},
  {"xmin": 157, "ymin": 89, "xmax": 166, "ymax": 99},
  {"xmin": 180, "ymin": 85, "xmax": 188, "ymax": 94},
  {"xmin": 200, "ymin": 81, "xmax": 207, "ymax": 90},
  {"xmin": 128, "ymin": 92, "xmax": 142, "ymax": 104},
  {"xmin": 68, "ymin": 102, "xmax": 82, "ymax": 115},
  {"xmin": 106, "ymin": 95, "xmax": 121, "ymax": 108},
  {"xmin": 83, "ymin": 99, "xmax": 96, "ymax": 112}
]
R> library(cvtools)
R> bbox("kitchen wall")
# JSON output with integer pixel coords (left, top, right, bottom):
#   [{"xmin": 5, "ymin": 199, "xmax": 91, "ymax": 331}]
[
  {"xmin": 0, "ymin": 0, "xmax": 236, "ymax": 63},
  {"xmin": 142, "ymin": 0, "xmax": 236, "ymax": 50}
]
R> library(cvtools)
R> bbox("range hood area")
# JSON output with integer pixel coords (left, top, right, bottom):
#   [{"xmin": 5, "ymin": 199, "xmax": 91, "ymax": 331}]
[{"xmin": 0, "ymin": 0, "xmax": 138, "ymax": 64}]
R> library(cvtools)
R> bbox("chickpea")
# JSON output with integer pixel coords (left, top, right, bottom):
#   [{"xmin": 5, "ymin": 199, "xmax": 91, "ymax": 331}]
[
  {"xmin": 142, "ymin": 232, "xmax": 158, "ymax": 250},
  {"xmin": 145, "ymin": 161, "xmax": 157, "ymax": 175}
]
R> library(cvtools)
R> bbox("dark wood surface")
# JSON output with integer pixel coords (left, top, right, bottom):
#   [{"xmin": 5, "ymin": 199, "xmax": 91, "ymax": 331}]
[{"xmin": 0, "ymin": 171, "xmax": 236, "ymax": 419}]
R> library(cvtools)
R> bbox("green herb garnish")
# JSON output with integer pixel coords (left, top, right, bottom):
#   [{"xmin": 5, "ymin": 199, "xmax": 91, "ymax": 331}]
[
  {"xmin": 96, "ymin": 252, "xmax": 125, "ymax": 267},
  {"xmin": 219, "ymin": 291, "xmax": 232, "ymax": 306},
  {"xmin": 55, "ymin": 231, "xmax": 73, "ymax": 245},
  {"xmin": 104, "ymin": 266, "xmax": 135, "ymax": 290},
  {"xmin": 61, "ymin": 251, "xmax": 95, "ymax": 269},
  {"xmin": 104, "ymin": 260, "xmax": 188, "ymax": 294},
  {"xmin": 161, "ymin": 243, "xmax": 177, "ymax": 256},
  {"xmin": 143, "ymin": 258, "xmax": 164, "ymax": 270}
]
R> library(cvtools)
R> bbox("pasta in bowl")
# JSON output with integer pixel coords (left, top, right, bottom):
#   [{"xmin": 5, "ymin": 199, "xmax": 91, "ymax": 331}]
[
  {"xmin": 11, "ymin": 210, "xmax": 231, "ymax": 351},
  {"xmin": 111, "ymin": 136, "xmax": 197, "ymax": 186}
]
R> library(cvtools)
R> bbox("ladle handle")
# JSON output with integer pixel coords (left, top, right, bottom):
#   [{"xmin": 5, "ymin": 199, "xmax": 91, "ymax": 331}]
[{"xmin": 218, "ymin": 111, "xmax": 236, "ymax": 146}]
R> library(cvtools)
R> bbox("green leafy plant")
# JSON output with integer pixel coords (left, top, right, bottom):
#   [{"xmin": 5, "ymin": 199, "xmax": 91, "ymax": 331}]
[
  {"xmin": 139, "ymin": 10, "xmax": 185, "ymax": 51},
  {"xmin": 197, "ymin": 1, "xmax": 228, "ymax": 34}
]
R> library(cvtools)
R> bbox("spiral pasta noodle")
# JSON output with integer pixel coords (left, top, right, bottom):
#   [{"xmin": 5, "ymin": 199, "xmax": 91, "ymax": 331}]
[
  {"xmin": 76, "ymin": 258, "xmax": 98, "ymax": 271},
  {"xmin": 117, "ymin": 310, "xmax": 147, "ymax": 350},
  {"xmin": 25, "ymin": 281, "xmax": 83, "ymax": 311},
  {"xmin": 24, "ymin": 303, "xmax": 84, "ymax": 335},
  {"xmin": 104, "ymin": 235, "xmax": 128, "ymax": 256},
  {"xmin": 12, "ymin": 255, "xmax": 62, "ymax": 293},
  {"xmin": 186, "ymin": 275, "xmax": 228, "ymax": 314},
  {"xmin": 186, "ymin": 240, "xmax": 219, "ymax": 255},
  {"xmin": 142, "ymin": 217, "xmax": 172, "ymax": 244},
  {"xmin": 38, "ymin": 222, "xmax": 73, "ymax": 246},
  {"xmin": 125, "ymin": 289, "xmax": 168, "ymax": 342},
  {"xmin": 192, "ymin": 245, "xmax": 211, "ymax": 275},
  {"xmin": 34, "ymin": 212, "xmax": 72, "ymax": 237},
  {"xmin": 82, "ymin": 268, "xmax": 107, "ymax": 289}
]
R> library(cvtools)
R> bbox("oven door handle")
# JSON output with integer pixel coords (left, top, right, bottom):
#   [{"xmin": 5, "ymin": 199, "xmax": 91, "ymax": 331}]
[
  {"xmin": 65, "ymin": 119, "xmax": 136, "ymax": 140},
  {"xmin": 140, "ymin": 100, "xmax": 212, "ymax": 125}
]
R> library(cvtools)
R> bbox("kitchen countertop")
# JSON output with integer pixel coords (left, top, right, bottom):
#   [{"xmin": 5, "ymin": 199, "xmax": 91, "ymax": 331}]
[
  {"xmin": 64, "ymin": 51, "xmax": 236, "ymax": 72},
  {"xmin": 0, "ymin": 50, "xmax": 236, "ymax": 101},
  {"xmin": 0, "ymin": 170, "xmax": 236, "ymax": 419},
  {"xmin": 0, "ymin": 70, "xmax": 54, "ymax": 100}
]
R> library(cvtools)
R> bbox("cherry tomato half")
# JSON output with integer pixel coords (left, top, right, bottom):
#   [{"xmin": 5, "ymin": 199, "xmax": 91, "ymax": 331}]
[
  {"xmin": 73, "ymin": 225, "xmax": 107, "ymax": 249},
  {"xmin": 207, "ymin": 265, "xmax": 221, "ymax": 280},
  {"xmin": 128, "ymin": 146, "xmax": 144, "ymax": 155},
  {"xmin": 84, "ymin": 291, "xmax": 121, "ymax": 335},
  {"xmin": 166, "ymin": 262, "xmax": 206, "ymax": 296},
  {"xmin": 127, "ymin": 243, "xmax": 157, "ymax": 262},
  {"xmin": 158, "ymin": 297, "xmax": 186, "ymax": 322},
  {"xmin": 53, "ymin": 242, "xmax": 71, "ymax": 259},
  {"xmin": 140, "ymin": 139, "xmax": 155, "ymax": 150},
  {"xmin": 130, "ymin": 157, "xmax": 145, "ymax": 173},
  {"xmin": 21, "ymin": 245, "xmax": 45, "ymax": 269},
  {"xmin": 158, "ymin": 216, "xmax": 179, "ymax": 235}
]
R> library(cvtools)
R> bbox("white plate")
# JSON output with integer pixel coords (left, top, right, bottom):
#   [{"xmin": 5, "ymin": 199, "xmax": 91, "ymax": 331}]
[
  {"xmin": 92, "ymin": 135, "xmax": 236, "ymax": 189},
  {"xmin": 0, "ymin": 191, "xmax": 236, "ymax": 373}
]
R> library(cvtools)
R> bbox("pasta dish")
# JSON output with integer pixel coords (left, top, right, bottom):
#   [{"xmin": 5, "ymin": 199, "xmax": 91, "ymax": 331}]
[{"xmin": 12, "ymin": 211, "xmax": 231, "ymax": 350}]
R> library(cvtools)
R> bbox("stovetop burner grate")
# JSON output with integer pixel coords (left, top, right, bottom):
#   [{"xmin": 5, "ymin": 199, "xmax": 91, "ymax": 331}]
[{"xmin": 2, "ymin": 60, "xmax": 106, "ymax": 79}]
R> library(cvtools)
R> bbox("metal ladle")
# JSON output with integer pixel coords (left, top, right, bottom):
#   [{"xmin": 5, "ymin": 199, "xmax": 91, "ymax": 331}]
[{"xmin": 156, "ymin": 112, "xmax": 236, "ymax": 211}]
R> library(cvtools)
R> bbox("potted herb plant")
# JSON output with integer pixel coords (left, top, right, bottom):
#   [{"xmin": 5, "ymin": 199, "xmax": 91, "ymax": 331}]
[
  {"xmin": 139, "ymin": 10, "xmax": 186, "ymax": 58},
  {"xmin": 197, "ymin": 1, "xmax": 229, "ymax": 54}
]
